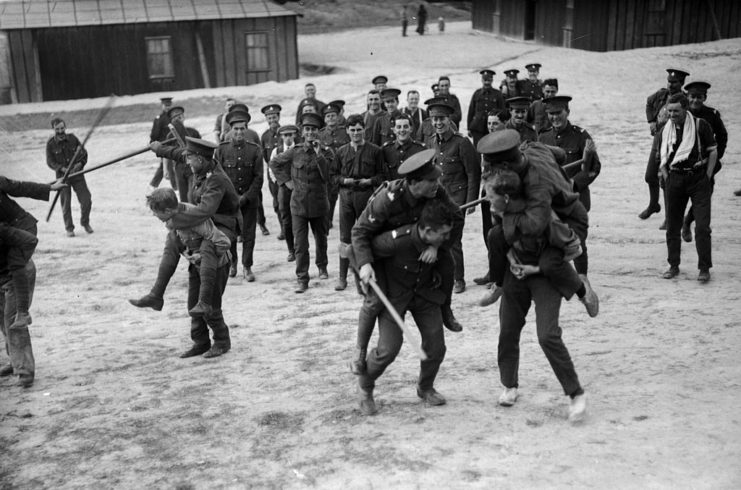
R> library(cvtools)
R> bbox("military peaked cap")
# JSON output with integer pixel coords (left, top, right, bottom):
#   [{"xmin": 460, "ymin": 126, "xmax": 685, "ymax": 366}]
[
  {"xmin": 504, "ymin": 69, "xmax": 520, "ymax": 76},
  {"xmin": 525, "ymin": 63, "xmax": 542, "ymax": 71},
  {"xmin": 261, "ymin": 104, "xmax": 282, "ymax": 115},
  {"xmin": 160, "ymin": 96, "xmax": 173, "ymax": 103},
  {"xmin": 185, "ymin": 136, "xmax": 217, "ymax": 159},
  {"xmin": 322, "ymin": 104, "xmax": 340, "ymax": 115},
  {"xmin": 300, "ymin": 113, "xmax": 324, "ymax": 128},
  {"xmin": 372, "ymin": 75, "xmax": 388, "ymax": 85},
  {"xmin": 278, "ymin": 124, "xmax": 299, "ymax": 135},
  {"xmin": 477, "ymin": 129, "xmax": 521, "ymax": 160},
  {"xmin": 480, "ymin": 69, "xmax": 495, "ymax": 78},
  {"xmin": 167, "ymin": 105, "xmax": 185, "ymax": 118},
  {"xmin": 684, "ymin": 80, "xmax": 711, "ymax": 94},
  {"xmin": 507, "ymin": 96, "xmax": 531, "ymax": 108},
  {"xmin": 381, "ymin": 88, "xmax": 402, "ymax": 99},
  {"xmin": 229, "ymin": 103, "xmax": 249, "ymax": 114},
  {"xmin": 666, "ymin": 68, "xmax": 690, "ymax": 81},
  {"xmin": 398, "ymin": 148, "xmax": 441, "ymax": 181},
  {"xmin": 544, "ymin": 95, "xmax": 572, "ymax": 112},
  {"xmin": 328, "ymin": 99, "xmax": 346, "ymax": 108},
  {"xmin": 427, "ymin": 101, "xmax": 454, "ymax": 117},
  {"xmin": 226, "ymin": 110, "xmax": 250, "ymax": 125}
]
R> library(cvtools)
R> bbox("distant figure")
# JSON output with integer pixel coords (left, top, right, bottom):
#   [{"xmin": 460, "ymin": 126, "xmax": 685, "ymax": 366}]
[
  {"xmin": 438, "ymin": 16, "xmax": 445, "ymax": 33},
  {"xmin": 401, "ymin": 5, "xmax": 408, "ymax": 37},
  {"xmin": 416, "ymin": 4, "xmax": 427, "ymax": 35}
]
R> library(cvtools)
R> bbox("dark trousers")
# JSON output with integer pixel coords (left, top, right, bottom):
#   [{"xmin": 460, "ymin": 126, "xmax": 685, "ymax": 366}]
[
  {"xmin": 173, "ymin": 162, "xmax": 191, "ymax": 202},
  {"xmin": 187, "ymin": 262, "xmax": 231, "ymax": 349},
  {"xmin": 257, "ymin": 191, "xmax": 266, "ymax": 227},
  {"xmin": 231, "ymin": 206, "xmax": 257, "ymax": 268},
  {"xmin": 60, "ymin": 176, "xmax": 92, "ymax": 232},
  {"xmin": 685, "ymin": 175, "xmax": 716, "ymax": 226},
  {"xmin": 481, "ymin": 190, "xmax": 492, "ymax": 249},
  {"xmin": 149, "ymin": 158, "xmax": 177, "ymax": 189},
  {"xmin": 451, "ymin": 217, "xmax": 466, "ymax": 281},
  {"xmin": 665, "ymin": 171, "xmax": 712, "ymax": 270},
  {"xmin": 498, "ymin": 271, "xmax": 581, "ymax": 396},
  {"xmin": 402, "ymin": 19, "xmax": 408, "ymax": 36},
  {"xmin": 339, "ymin": 188, "xmax": 374, "ymax": 281},
  {"xmin": 292, "ymin": 214, "xmax": 328, "ymax": 283},
  {"xmin": 644, "ymin": 143, "xmax": 662, "ymax": 210},
  {"xmin": 360, "ymin": 295, "xmax": 446, "ymax": 392},
  {"xmin": 278, "ymin": 185, "xmax": 294, "ymax": 253},
  {"xmin": 328, "ymin": 183, "xmax": 340, "ymax": 230},
  {"xmin": 0, "ymin": 260, "xmax": 36, "ymax": 379},
  {"xmin": 4, "ymin": 224, "xmax": 38, "ymax": 313}
]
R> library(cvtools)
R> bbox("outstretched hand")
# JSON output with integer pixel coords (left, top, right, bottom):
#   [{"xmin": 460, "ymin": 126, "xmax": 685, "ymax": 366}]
[
  {"xmin": 50, "ymin": 179, "xmax": 68, "ymax": 191},
  {"xmin": 359, "ymin": 263, "xmax": 376, "ymax": 284},
  {"xmin": 418, "ymin": 245, "xmax": 438, "ymax": 264}
]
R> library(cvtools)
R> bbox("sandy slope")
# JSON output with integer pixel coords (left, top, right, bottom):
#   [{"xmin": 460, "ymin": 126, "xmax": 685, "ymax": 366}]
[{"xmin": 1, "ymin": 22, "xmax": 740, "ymax": 489}]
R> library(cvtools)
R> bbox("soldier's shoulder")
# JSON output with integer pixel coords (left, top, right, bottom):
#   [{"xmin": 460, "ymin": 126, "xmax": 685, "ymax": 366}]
[
  {"xmin": 412, "ymin": 140, "xmax": 426, "ymax": 148},
  {"xmin": 391, "ymin": 225, "xmax": 414, "ymax": 239},
  {"xmin": 382, "ymin": 140, "xmax": 395, "ymax": 148}
]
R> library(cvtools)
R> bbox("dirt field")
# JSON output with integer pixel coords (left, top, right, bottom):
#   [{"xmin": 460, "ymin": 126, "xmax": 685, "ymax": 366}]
[{"xmin": 1, "ymin": 22, "xmax": 740, "ymax": 489}]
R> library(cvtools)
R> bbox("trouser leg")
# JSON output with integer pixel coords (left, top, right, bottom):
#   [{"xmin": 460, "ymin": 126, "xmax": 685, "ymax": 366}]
[
  {"xmin": 689, "ymin": 173, "xmax": 712, "ymax": 270},
  {"xmin": 363, "ymin": 304, "xmax": 405, "ymax": 390},
  {"xmin": 187, "ymin": 265, "xmax": 210, "ymax": 347},
  {"xmin": 206, "ymin": 263, "xmax": 231, "ymax": 348},
  {"xmin": 644, "ymin": 144, "xmax": 661, "ymax": 209},
  {"xmin": 241, "ymin": 206, "xmax": 258, "ymax": 268},
  {"xmin": 197, "ymin": 240, "xmax": 218, "ymax": 306},
  {"xmin": 60, "ymin": 185, "xmax": 74, "ymax": 232},
  {"xmin": 257, "ymin": 191, "xmax": 266, "ymax": 227},
  {"xmin": 279, "ymin": 186, "xmax": 294, "ymax": 253},
  {"xmin": 538, "ymin": 247, "xmax": 582, "ymax": 300},
  {"xmin": 563, "ymin": 202, "xmax": 589, "ymax": 276},
  {"xmin": 293, "ymin": 214, "xmax": 310, "ymax": 283},
  {"xmin": 2, "ymin": 260, "xmax": 36, "ymax": 379},
  {"xmin": 70, "ymin": 177, "xmax": 92, "ymax": 227},
  {"xmin": 498, "ymin": 271, "xmax": 530, "ymax": 388},
  {"xmin": 531, "ymin": 276, "xmax": 581, "ymax": 396},
  {"xmin": 310, "ymin": 216, "xmax": 328, "ymax": 269},
  {"xmin": 665, "ymin": 173, "xmax": 690, "ymax": 267},
  {"xmin": 450, "ymin": 218, "xmax": 465, "ymax": 282},
  {"xmin": 150, "ymin": 159, "xmax": 164, "ymax": 188},
  {"xmin": 411, "ymin": 298, "xmax": 446, "ymax": 391},
  {"xmin": 151, "ymin": 231, "xmax": 182, "ymax": 298},
  {"xmin": 481, "ymin": 190, "xmax": 492, "ymax": 249},
  {"xmin": 489, "ymin": 223, "xmax": 508, "ymax": 287}
]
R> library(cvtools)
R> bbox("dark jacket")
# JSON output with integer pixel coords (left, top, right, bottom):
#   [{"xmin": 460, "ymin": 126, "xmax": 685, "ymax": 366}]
[
  {"xmin": 332, "ymin": 142, "xmax": 385, "ymax": 190},
  {"xmin": 214, "ymin": 140, "xmax": 264, "ymax": 209},
  {"xmin": 467, "ymin": 87, "xmax": 506, "ymax": 134},
  {"xmin": 382, "ymin": 139, "xmax": 426, "ymax": 181},
  {"xmin": 46, "ymin": 134, "xmax": 87, "ymax": 178},
  {"xmin": 426, "ymin": 129, "xmax": 481, "ymax": 206},
  {"xmin": 270, "ymin": 142, "xmax": 334, "ymax": 218}
]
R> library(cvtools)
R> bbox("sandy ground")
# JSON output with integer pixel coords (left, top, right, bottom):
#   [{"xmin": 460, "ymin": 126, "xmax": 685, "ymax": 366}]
[{"xmin": 1, "ymin": 22, "xmax": 741, "ymax": 489}]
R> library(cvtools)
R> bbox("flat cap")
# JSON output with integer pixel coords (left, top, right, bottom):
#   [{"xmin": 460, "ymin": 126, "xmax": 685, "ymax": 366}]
[
  {"xmin": 185, "ymin": 136, "xmax": 217, "ymax": 159},
  {"xmin": 504, "ymin": 69, "xmax": 520, "ymax": 76},
  {"xmin": 300, "ymin": 112, "xmax": 324, "ymax": 128},
  {"xmin": 544, "ymin": 95, "xmax": 572, "ymax": 112},
  {"xmin": 328, "ymin": 99, "xmax": 346, "ymax": 108},
  {"xmin": 322, "ymin": 104, "xmax": 340, "ymax": 115},
  {"xmin": 278, "ymin": 124, "xmax": 299, "ymax": 135},
  {"xmin": 372, "ymin": 75, "xmax": 389, "ymax": 85},
  {"xmin": 225, "ymin": 110, "xmax": 250, "ymax": 125},
  {"xmin": 431, "ymin": 83, "xmax": 439, "ymax": 91},
  {"xmin": 160, "ymin": 96, "xmax": 173, "ymax": 103},
  {"xmin": 261, "ymin": 104, "xmax": 282, "ymax": 115},
  {"xmin": 380, "ymin": 88, "xmax": 401, "ymax": 99},
  {"xmin": 229, "ymin": 103, "xmax": 249, "ymax": 114},
  {"xmin": 167, "ymin": 105, "xmax": 185, "ymax": 118},
  {"xmin": 480, "ymin": 69, "xmax": 495, "ymax": 77},
  {"xmin": 525, "ymin": 63, "xmax": 542, "ymax": 71},
  {"xmin": 477, "ymin": 129, "xmax": 521, "ymax": 159},
  {"xmin": 684, "ymin": 80, "xmax": 711, "ymax": 93},
  {"xmin": 507, "ymin": 96, "xmax": 531, "ymax": 108},
  {"xmin": 666, "ymin": 68, "xmax": 690, "ymax": 81},
  {"xmin": 427, "ymin": 101, "xmax": 454, "ymax": 117},
  {"xmin": 398, "ymin": 148, "xmax": 441, "ymax": 181}
]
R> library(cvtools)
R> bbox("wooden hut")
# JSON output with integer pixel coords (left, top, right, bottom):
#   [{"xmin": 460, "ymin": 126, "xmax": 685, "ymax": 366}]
[
  {"xmin": 471, "ymin": 0, "xmax": 741, "ymax": 52},
  {"xmin": 0, "ymin": 0, "xmax": 299, "ymax": 103}
]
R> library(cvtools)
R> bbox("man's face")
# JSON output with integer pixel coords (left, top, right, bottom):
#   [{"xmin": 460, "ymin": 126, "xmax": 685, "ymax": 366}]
[
  {"xmin": 186, "ymin": 153, "xmax": 206, "ymax": 174},
  {"xmin": 384, "ymin": 98, "xmax": 399, "ymax": 112},
  {"xmin": 266, "ymin": 113, "xmax": 280, "ymax": 128},
  {"xmin": 486, "ymin": 190, "xmax": 509, "ymax": 214},
  {"xmin": 487, "ymin": 115, "xmax": 505, "ymax": 133},
  {"xmin": 482, "ymin": 75, "xmax": 493, "ymax": 88},
  {"xmin": 325, "ymin": 112, "xmax": 338, "ymax": 127},
  {"xmin": 347, "ymin": 123, "xmax": 364, "ymax": 144},
  {"xmin": 367, "ymin": 93, "xmax": 381, "ymax": 111},
  {"xmin": 302, "ymin": 105, "xmax": 317, "ymax": 115},
  {"xmin": 231, "ymin": 122, "xmax": 247, "ymax": 143},
  {"xmin": 432, "ymin": 115, "xmax": 449, "ymax": 134},
  {"xmin": 408, "ymin": 177, "xmax": 439, "ymax": 199},
  {"xmin": 305, "ymin": 85, "xmax": 316, "ymax": 98},
  {"xmin": 666, "ymin": 102, "xmax": 687, "ymax": 125},
  {"xmin": 688, "ymin": 92, "xmax": 706, "ymax": 111},
  {"xmin": 302, "ymin": 125, "xmax": 319, "ymax": 142},
  {"xmin": 543, "ymin": 84, "xmax": 558, "ymax": 98},
  {"xmin": 171, "ymin": 113, "xmax": 185, "ymax": 124},
  {"xmin": 162, "ymin": 101, "xmax": 172, "ymax": 111},
  {"xmin": 281, "ymin": 132, "xmax": 297, "ymax": 146},
  {"xmin": 511, "ymin": 107, "xmax": 527, "ymax": 125},
  {"xmin": 437, "ymin": 79, "xmax": 450, "ymax": 95},
  {"xmin": 53, "ymin": 122, "xmax": 66, "ymax": 139},
  {"xmin": 375, "ymin": 82, "xmax": 387, "ymax": 91},
  {"xmin": 667, "ymin": 78, "xmax": 683, "ymax": 94},
  {"xmin": 407, "ymin": 92, "xmax": 419, "ymax": 109},
  {"xmin": 420, "ymin": 223, "xmax": 452, "ymax": 248},
  {"xmin": 152, "ymin": 207, "xmax": 177, "ymax": 222},
  {"xmin": 547, "ymin": 108, "xmax": 569, "ymax": 129},
  {"xmin": 527, "ymin": 69, "xmax": 539, "ymax": 81},
  {"xmin": 393, "ymin": 119, "xmax": 412, "ymax": 142}
]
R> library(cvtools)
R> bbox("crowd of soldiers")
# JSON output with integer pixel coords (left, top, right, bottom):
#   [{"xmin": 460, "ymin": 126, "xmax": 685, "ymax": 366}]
[{"xmin": 0, "ymin": 63, "xmax": 730, "ymax": 425}]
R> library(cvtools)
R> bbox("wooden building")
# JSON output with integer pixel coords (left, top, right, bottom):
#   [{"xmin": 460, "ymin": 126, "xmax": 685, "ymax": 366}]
[
  {"xmin": 471, "ymin": 0, "xmax": 741, "ymax": 52},
  {"xmin": 0, "ymin": 0, "xmax": 299, "ymax": 103}
]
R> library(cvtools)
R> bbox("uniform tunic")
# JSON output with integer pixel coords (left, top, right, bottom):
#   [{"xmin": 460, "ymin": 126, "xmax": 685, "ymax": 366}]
[
  {"xmin": 381, "ymin": 139, "xmax": 426, "ymax": 181},
  {"xmin": 467, "ymin": 87, "xmax": 506, "ymax": 137},
  {"xmin": 506, "ymin": 119, "xmax": 538, "ymax": 143},
  {"xmin": 519, "ymin": 79, "xmax": 544, "ymax": 101}
]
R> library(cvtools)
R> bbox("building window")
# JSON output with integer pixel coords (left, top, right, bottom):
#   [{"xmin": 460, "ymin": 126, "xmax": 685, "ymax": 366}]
[
  {"xmin": 146, "ymin": 36, "xmax": 174, "ymax": 79},
  {"xmin": 646, "ymin": 0, "xmax": 666, "ymax": 47},
  {"xmin": 245, "ymin": 32, "xmax": 269, "ymax": 72}
]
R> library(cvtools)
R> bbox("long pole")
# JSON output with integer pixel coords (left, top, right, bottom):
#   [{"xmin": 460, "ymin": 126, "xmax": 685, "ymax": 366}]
[{"xmin": 63, "ymin": 138, "xmax": 175, "ymax": 180}]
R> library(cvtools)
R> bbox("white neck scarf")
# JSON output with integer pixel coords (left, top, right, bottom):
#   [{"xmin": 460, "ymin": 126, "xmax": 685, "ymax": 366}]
[{"xmin": 660, "ymin": 113, "xmax": 696, "ymax": 169}]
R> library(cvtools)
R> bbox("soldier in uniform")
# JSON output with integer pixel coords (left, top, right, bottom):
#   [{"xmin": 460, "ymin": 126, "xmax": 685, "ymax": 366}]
[
  {"xmin": 260, "ymin": 104, "xmax": 284, "ymax": 239},
  {"xmin": 425, "ymin": 101, "xmax": 480, "ymax": 294},
  {"xmin": 640, "ymin": 68, "xmax": 689, "ymax": 223},
  {"xmin": 271, "ymin": 125, "xmax": 300, "ymax": 263},
  {"xmin": 499, "ymin": 69, "xmax": 522, "ymax": 98},
  {"xmin": 214, "ymin": 110, "xmax": 263, "ymax": 281},
  {"xmin": 214, "ymin": 97, "xmax": 236, "ymax": 143},
  {"xmin": 1, "ymin": 176, "xmax": 66, "ymax": 387},
  {"xmin": 46, "ymin": 117, "xmax": 93, "ymax": 237},
  {"xmin": 657, "ymin": 93, "xmax": 717, "ymax": 283},
  {"xmin": 538, "ymin": 96, "xmax": 601, "ymax": 280},
  {"xmin": 371, "ymin": 88, "xmax": 403, "ymax": 146},
  {"xmin": 467, "ymin": 69, "xmax": 506, "ymax": 146},
  {"xmin": 528, "ymin": 78, "xmax": 558, "ymax": 134},
  {"xmin": 270, "ymin": 113, "xmax": 334, "ymax": 293},
  {"xmin": 681, "ymin": 81, "xmax": 728, "ymax": 242},
  {"xmin": 506, "ymin": 96, "xmax": 538, "ymax": 142},
  {"xmin": 332, "ymin": 114, "xmax": 385, "ymax": 291},
  {"xmin": 416, "ymin": 97, "xmax": 459, "ymax": 143},
  {"xmin": 351, "ymin": 149, "xmax": 465, "ymax": 380},
  {"xmin": 328, "ymin": 99, "xmax": 348, "ymax": 127},
  {"xmin": 319, "ymin": 103, "xmax": 350, "ymax": 230},
  {"xmin": 402, "ymin": 90, "xmax": 427, "ymax": 137},
  {"xmin": 166, "ymin": 106, "xmax": 201, "ymax": 202},
  {"xmin": 133, "ymin": 137, "xmax": 240, "ymax": 359},
  {"xmin": 382, "ymin": 113, "xmax": 426, "ymax": 181},
  {"xmin": 295, "ymin": 83, "xmax": 326, "ymax": 125},
  {"xmin": 148, "ymin": 96, "xmax": 177, "ymax": 192},
  {"xmin": 372, "ymin": 75, "xmax": 388, "ymax": 92},
  {"xmin": 361, "ymin": 90, "xmax": 386, "ymax": 143},
  {"xmin": 356, "ymin": 199, "xmax": 457, "ymax": 415},
  {"xmin": 436, "ymin": 76, "xmax": 462, "ymax": 127},
  {"xmin": 519, "ymin": 63, "xmax": 544, "ymax": 101}
]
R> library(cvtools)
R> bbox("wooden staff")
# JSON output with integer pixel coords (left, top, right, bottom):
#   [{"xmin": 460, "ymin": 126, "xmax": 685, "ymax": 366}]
[{"xmin": 64, "ymin": 138, "xmax": 175, "ymax": 180}]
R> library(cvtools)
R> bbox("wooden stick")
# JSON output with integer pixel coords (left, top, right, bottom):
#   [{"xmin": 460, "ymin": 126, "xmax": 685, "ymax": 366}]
[
  {"xmin": 459, "ymin": 196, "xmax": 486, "ymax": 210},
  {"xmin": 64, "ymin": 138, "xmax": 175, "ymax": 180}
]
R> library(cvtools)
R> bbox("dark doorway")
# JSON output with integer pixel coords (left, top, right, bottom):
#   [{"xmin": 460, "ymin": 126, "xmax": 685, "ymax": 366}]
[{"xmin": 524, "ymin": 0, "xmax": 536, "ymax": 40}]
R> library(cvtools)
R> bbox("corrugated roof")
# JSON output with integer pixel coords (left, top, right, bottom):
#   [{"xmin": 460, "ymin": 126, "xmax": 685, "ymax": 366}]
[{"xmin": 0, "ymin": 0, "xmax": 297, "ymax": 30}]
